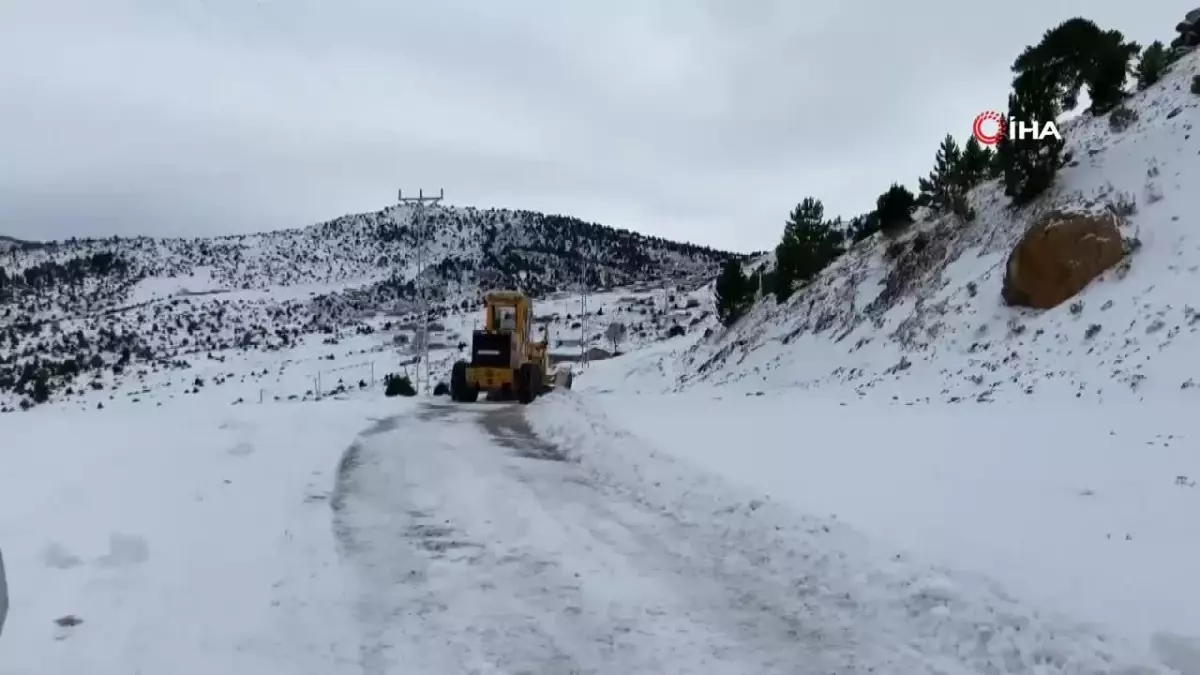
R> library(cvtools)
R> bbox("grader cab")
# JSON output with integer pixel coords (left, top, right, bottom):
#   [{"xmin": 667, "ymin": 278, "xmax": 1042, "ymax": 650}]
[{"xmin": 450, "ymin": 290, "xmax": 570, "ymax": 404}]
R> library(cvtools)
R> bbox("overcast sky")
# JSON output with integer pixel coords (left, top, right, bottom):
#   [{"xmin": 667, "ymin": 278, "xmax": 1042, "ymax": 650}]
[{"xmin": 0, "ymin": 1, "xmax": 1188, "ymax": 252}]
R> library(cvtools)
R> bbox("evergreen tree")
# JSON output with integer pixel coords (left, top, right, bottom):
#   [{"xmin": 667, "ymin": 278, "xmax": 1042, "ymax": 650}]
[
  {"xmin": 773, "ymin": 197, "xmax": 841, "ymax": 302},
  {"xmin": 714, "ymin": 259, "xmax": 752, "ymax": 327},
  {"xmin": 988, "ymin": 148, "xmax": 1005, "ymax": 179},
  {"xmin": 998, "ymin": 75, "xmax": 1065, "ymax": 205},
  {"xmin": 875, "ymin": 184, "xmax": 917, "ymax": 232},
  {"xmin": 957, "ymin": 137, "xmax": 994, "ymax": 189},
  {"xmin": 826, "ymin": 217, "xmax": 846, "ymax": 250},
  {"xmin": 1087, "ymin": 29, "xmax": 1140, "ymax": 113},
  {"xmin": 917, "ymin": 135, "xmax": 962, "ymax": 210},
  {"xmin": 1136, "ymin": 41, "xmax": 1168, "ymax": 90},
  {"xmin": 1012, "ymin": 18, "xmax": 1092, "ymax": 111},
  {"xmin": 1011, "ymin": 18, "xmax": 1139, "ymax": 115},
  {"xmin": 32, "ymin": 375, "xmax": 51, "ymax": 404},
  {"xmin": 772, "ymin": 262, "xmax": 794, "ymax": 304},
  {"xmin": 757, "ymin": 268, "xmax": 775, "ymax": 298},
  {"xmin": 848, "ymin": 212, "xmax": 881, "ymax": 243}
]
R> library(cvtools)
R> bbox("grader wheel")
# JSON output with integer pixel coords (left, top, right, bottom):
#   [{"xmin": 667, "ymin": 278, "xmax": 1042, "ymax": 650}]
[
  {"xmin": 450, "ymin": 361, "xmax": 478, "ymax": 403},
  {"xmin": 516, "ymin": 363, "xmax": 539, "ymax": 404}
]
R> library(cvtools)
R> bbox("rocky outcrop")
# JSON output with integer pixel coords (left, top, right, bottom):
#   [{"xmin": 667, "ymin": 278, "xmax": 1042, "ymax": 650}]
[
  {"xmin": 1172, "ymin": 7, "xmax": 1200, "ymax": 53},
  {"xmin": 1001, "ymin": 210, "xmax": 1125, "ymax": 309}
]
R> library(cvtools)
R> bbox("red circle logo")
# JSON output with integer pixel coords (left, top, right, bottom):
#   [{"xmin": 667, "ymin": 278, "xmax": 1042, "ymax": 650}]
[{"xmin": 972, "ymin": 111, "xmax": 1006, "ymax": 145}]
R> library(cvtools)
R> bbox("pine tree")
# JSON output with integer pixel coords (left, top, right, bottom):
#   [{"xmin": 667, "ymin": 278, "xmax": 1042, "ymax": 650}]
[
  {"xmin": 848, "ymin": 212, "xmax": 881, "ymax": 243},
  {"xmin": 917, "ymin": 135, "xmax": 962, "ymax": 210},
  {"xmin": 32, "ymin": 375, "xmax": 51, "ymax": 404},
  {"xmin": 957, "ymin": 137, "xmax": 994, "ymax": 189},
  {"xmin": 875, "ymin": 184, "xmax": 917, "ymax": 232},
  {"xmin": 988, "ymin": 148, "xmax": 1005, "ymax": 179},
  {"xmin": 714, "ymin": 259, "xmax": 752, "ymax": 327},
  {"xmin": 772, "ymin": 263, "xmax": 794, "ymax": 304},
  {"xmin": 998, "ymin": 75, "xmax": 1065, "ymax": 205},
  {"xmin": 773, "ymin": 197, "xmax": 841, "ymax": 302},
  {"xmin": 757, "ymin": 269, "xmax": 775, "ymax": 298},
  {"xmin": 1087, "ymin": 29, "xmax": 1140, "ymax": 113},
  {"xmin": 1011, "ymin": 18, "xmax": 1093, "ymax": 111},
  {"xmin": 1011, "ymin": 18, "xmax": 1139, "ymax": 115},
  {"xmin": 1136, "ymin": 41, "xmax": 1168, "ymax": 90}
]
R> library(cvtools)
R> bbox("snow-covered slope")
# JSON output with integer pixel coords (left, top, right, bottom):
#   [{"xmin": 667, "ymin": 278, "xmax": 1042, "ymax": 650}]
[
  {"xmin": 546, "ymin": 49, "xmax": 1200, "ymax": 672},
  {"xmin": 606, "ymin": 50, "xmax": 1200, "ymax": 405}
]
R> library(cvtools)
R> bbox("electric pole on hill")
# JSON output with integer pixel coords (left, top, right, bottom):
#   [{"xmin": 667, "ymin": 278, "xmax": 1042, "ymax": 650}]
[{"xmin": 397, "ymin": 188, "xmax": 444, "ymax": 395}]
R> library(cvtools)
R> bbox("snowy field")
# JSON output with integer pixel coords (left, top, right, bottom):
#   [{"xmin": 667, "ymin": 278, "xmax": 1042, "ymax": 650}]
[{"xmin": 0, "ymin": 393, "xmax": 406, "ymax": 674}]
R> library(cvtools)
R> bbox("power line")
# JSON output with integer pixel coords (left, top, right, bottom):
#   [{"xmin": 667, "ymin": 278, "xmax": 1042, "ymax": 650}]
[{"xmin": 397, "ymin": 188, "xmax": 443, "ymax": 395}]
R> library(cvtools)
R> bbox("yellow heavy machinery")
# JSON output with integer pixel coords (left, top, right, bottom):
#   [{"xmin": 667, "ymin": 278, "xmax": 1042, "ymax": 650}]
[{"xmin": 450, "ymin": 290, "xmax": 569, "ymax": 404}]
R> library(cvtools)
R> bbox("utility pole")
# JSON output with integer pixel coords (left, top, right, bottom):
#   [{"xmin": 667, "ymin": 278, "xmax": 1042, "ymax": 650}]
[
  {"xmin": 397, "ymin": 188, "xmax": 444, "ymax": 395},
  {"xmin": 579, "ymin": 264, "xmax": 589, "ymax": 368}
]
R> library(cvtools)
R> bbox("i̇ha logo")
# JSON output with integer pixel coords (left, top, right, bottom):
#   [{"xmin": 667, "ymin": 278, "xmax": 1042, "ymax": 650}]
[{"xmin": 972, "ymin": 110, "xmax": 1061, "ymax": 146}]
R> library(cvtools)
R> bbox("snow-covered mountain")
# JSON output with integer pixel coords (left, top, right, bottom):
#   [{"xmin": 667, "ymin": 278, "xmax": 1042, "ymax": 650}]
[
  {"xmin": 0, "ymin": 205, "xmax": 733, "ymax": 411},
  {"xmin": 602, "ymin": 48, "xmax": 1200, "ymax": 406}
]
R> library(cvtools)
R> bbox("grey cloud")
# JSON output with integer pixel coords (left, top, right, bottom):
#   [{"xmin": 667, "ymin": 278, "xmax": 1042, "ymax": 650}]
[{"xmin": 0, "ymin": 0, "xmax": 1187, "ymax": 252}]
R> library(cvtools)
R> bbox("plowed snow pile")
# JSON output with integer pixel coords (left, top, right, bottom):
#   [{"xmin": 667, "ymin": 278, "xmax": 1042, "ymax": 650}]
[{"xmin": 527, "ymin": 392, "xmax": 1185, "ymax": 674}]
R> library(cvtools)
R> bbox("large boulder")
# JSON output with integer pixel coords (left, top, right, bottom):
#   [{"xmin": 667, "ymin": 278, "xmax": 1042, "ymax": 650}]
[
  {"xmin": 1172, "ymin": 7, "xmax": 1200, "ymax": 51},
  {"xmin": 1001, "ymin": 210, "xmax": 1125, "ymax": 309}
]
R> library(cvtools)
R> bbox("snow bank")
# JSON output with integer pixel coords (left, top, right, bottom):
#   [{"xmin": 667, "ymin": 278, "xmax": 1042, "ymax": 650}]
[
  {"xmin": 526, "ymin": 391, "xmax": 1181, "ymax": 675},
  {"xmin": 586, "ymin": 392, "xmax": 1200, "ymax": 648},
  {"xmin": 0, "ymin": 396, "xmax": 405, "ymax": 674}
]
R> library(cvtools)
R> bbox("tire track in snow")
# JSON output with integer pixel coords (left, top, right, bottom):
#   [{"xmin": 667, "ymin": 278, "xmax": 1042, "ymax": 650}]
[{"xmin": 331, "ymin": 404, "xmax": 589, "ymax": 674}]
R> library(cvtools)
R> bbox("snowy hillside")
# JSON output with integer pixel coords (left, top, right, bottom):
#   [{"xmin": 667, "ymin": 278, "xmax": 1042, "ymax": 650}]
[
  {"xmin": 0, "ymin": 204, "xmax": 731, "ymax": 411},
  {"xmin": 543, "ymin": 46, "xmax": 1200, "ymax": 672},
  {"xmin": 605, "ymin": 49, "xmax": 1200, "ymax": 405}
]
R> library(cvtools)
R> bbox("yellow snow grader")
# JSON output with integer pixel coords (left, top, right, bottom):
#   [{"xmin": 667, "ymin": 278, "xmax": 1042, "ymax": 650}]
[{"xmin": 450, "ymin": 290, "xmax": 570, "ymax": 404}]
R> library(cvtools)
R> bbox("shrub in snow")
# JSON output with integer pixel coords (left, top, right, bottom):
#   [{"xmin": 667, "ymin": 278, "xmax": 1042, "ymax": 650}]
[
  {"xmin": 1108, "ymin": 105, "xmax": 1137, "ymax": 132},
  {"xmin": 604, "ymin": 321, "xmax": 627, "ymax": 352},
  {"xmin": 383, "ymin": 373, "xmax": 416, "ymax": 397},
  {"xmin": 433, "ymin": 381, "xmax": 449, "ymax": 396},
  {"xmin": 948, "ymin": 191, "xmax": 976, "ymax": 222},
  {"xmin": 875, "ymin": 183, "xmax": 917, "ymax": 233}
]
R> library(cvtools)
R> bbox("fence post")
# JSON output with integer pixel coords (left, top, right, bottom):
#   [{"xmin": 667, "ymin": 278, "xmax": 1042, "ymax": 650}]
[{"xmin": 370, "ymin": 361, "xmax": 375, "ymax": 385}]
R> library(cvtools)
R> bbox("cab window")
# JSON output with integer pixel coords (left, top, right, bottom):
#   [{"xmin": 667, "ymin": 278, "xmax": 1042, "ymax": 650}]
[{"xmin": 496, "ymin": 307, "xmax": 516, "ymax": 331}]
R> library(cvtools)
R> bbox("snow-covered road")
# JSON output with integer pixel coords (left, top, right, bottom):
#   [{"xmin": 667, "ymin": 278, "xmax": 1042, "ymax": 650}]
[
  {"xmin": 329, "ymin": 397, "xmax": 1175, "ymax": 675},
  {"xmin": 334, "ymin": 402, "xmax": 829, "ymax": 674}
]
